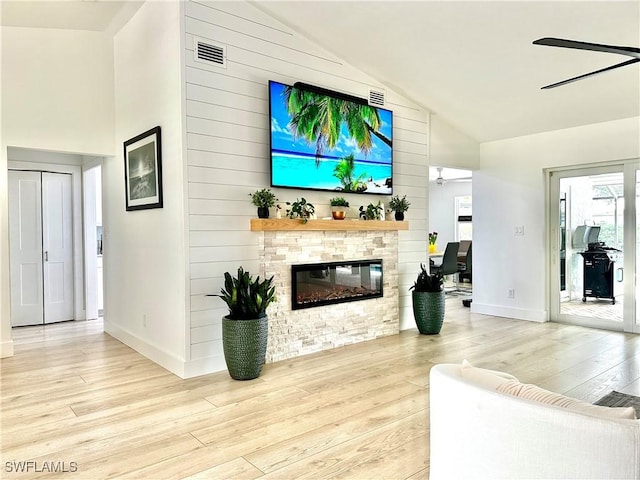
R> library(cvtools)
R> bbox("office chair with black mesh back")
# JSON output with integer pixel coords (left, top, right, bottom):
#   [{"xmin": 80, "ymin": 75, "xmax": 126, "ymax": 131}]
[
  {"xmin": 458, "ymin": 243, "xmax": 472, "ymax": 284},
  {"xmin": 432, "ymin": 242, "xmax": 460, "ymax": 278},
  {"xmin": 457, "ymin": 240, "xmax": 471, "ymax": 263}
]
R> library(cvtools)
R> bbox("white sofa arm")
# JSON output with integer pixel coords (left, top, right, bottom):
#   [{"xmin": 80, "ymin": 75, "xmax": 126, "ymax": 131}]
[{"xmin": 429, "ymin": 364, "xmax": 640, "ymax": 480}]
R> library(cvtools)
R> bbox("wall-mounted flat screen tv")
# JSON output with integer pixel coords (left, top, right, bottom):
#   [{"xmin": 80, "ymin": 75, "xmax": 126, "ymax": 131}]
[{"xmin": 269, "ymin": 80, "xmax": 393, "ymax": 195}]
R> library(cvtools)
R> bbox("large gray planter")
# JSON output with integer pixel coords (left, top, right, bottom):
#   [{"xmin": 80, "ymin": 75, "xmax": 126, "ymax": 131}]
[
  {"xmin": 222, "ymin": 315, "xmax": 268, "ymax": 380},
  {"xmin": 412, "ymin": 290, "xmax": 445, "ymax": 334}
]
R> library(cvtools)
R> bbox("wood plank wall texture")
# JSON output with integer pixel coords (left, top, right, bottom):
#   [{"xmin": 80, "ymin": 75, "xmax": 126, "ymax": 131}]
[{"xmin": 183, "ymin": 0, "xmax": 430, "ymax": 366}]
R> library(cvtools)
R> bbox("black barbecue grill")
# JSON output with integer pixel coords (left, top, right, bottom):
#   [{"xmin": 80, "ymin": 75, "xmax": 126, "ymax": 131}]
[{"xmin": 578, "ymin": 242, "xmax": 622, "ymax": 305}]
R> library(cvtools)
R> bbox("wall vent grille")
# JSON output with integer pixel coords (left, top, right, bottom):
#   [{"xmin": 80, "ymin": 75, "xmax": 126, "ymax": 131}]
[
  {"xmin": 368, "ymin": 89, "xmax": 385, "ymax": 107},
  {"xmin": 195, "ymin": 40, "xmax": 226, "ymax": 67}
]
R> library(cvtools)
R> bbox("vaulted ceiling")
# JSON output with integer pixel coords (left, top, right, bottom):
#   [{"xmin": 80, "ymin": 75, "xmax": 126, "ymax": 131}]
[
  {"xmin": 256, "ymin": 1, "xmax": 640, "ymax": 142},
  {"xmin": 2, "ymin": 1, "xmax": 638, "ymax": 142}
]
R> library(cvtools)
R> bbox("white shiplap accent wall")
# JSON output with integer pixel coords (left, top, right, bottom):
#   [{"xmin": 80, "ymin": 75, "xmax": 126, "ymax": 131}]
[{"xmin": 184, "ymin": 0, "xmax": 429, "ymax": 374}]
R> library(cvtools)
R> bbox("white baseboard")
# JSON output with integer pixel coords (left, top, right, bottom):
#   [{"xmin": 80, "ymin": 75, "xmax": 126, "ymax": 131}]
[
  {"xmin": 183, "ymin": 355, "xmax": 227, "ymax": 379},
  {"xmin": 105, "ymin": 322, "xmax": 187, "ymax": 378},
  {"xmin": 105, "ymin": 322, "xmax": 229, "ymax": 379},
  {"xmin": 399, "ymin": 306, "xmax": 415, "ymax": 331},
  {"xmin": 471, "ymin": 302, "xmax": 548, "ymax": 323},
  {"xmin": 0, "ymin": 340, "xmax": 14, "ymax": 358}
]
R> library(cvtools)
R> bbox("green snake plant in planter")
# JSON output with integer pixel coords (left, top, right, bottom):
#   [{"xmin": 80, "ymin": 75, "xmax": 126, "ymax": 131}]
[
  {"xmin": 409, "ymin": 263, "xmax": 445, "ymax": 334},
  {"xmin": 216, "ymin": 267, "xmax": 277, "ymax": 380}
]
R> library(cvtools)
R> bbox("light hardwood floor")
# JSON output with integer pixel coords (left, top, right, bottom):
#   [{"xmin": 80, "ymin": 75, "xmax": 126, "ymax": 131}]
[{"xmin": 2, "ymin": 300, "xmax": 639, "ymax": 479}]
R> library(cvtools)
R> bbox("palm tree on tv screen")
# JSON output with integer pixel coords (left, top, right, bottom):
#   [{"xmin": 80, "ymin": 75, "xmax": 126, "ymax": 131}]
[
  {"xmin": 333, "ymin": 153, "xmax": 368, "ymax": 192},
  {"xmin": 284, "ymin": 86, "xmax": 392, "ymax": 166}
]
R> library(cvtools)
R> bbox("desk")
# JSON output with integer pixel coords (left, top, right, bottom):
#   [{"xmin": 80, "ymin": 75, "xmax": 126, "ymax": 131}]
[{"xmin": 429, "ymin": 252, "xmax": 444, "ymax": 259}]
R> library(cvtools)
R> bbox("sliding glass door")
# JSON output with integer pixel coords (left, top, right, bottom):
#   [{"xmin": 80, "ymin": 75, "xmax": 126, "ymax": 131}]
[
  {"xmin": 549, "ymin": 162, "xmax": 638, "ymax": 333},
  {"xmin": 633, "ymin": 167, "xmax": 640, "ymax": 331}
]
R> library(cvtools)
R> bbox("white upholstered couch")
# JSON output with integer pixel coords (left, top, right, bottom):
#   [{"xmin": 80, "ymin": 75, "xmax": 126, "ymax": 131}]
[{"xmin": 429, "ymin": 362, "xmax": 640, "ymax": 479}]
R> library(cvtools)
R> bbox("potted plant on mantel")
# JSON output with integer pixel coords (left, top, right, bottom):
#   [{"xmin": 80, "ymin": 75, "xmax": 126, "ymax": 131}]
[
  {"xmin": 249, "ymin": 188, "xmax": 277, "ymax": 219},
  {"xmin": 329, "ymin": 197, "xmax": 350, "ymax": 220},
  {"xmin": 286, "ymin": 198, "xmax": 315, "ymax": 223},
  {"xmin": 409, "ymin": 264, "xmax": 445, "ymax": 334},
  {"xmin": 388, "ymin": 194, "xmax": 410, "ymax": 221},
  {"xmin": 215, "ymin": 267, "xmax": 277, "ymax": 380},
  {"xmin": 359, "ymin": 201, "xmax": 383, "ymax": 220}
]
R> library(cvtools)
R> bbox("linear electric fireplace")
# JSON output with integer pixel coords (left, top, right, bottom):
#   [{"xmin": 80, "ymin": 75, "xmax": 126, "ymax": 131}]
[{"xmin": 291, "ymin": 260, "xmax": 383, "ymax": 310}]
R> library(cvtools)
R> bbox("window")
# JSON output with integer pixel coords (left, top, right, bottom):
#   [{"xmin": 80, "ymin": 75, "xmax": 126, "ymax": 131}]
[
  {"xmin": 592, "ymin": 183, "xmax": 624, "ymax": 249},
  {"xmin": 455, "ymin": 195, "xmax": 472, "ymax": 241}
]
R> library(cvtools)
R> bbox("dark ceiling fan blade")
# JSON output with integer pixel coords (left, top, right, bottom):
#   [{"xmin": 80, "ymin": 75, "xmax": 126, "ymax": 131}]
[
  {"xmin": 533, "ymin": 37, "xmax": 640, "ymax": 59},
  {"xmin": 541, "ymin": 58, "xmax": 640, "ymax": 89}
]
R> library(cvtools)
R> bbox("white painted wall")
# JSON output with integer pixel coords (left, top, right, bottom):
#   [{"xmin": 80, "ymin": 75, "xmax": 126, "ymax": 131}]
[
  {"xmin": 1, "ymin": 26, "xmax": 115, "ymax": 357},
  {"xmin": 107, "ymin": 0, "xmax": 187, "ymax": 376},
  {"xmin": 182, "ymin": 0, "xmax": 430, "ymax": 376},
  {"xmin": 430, "ymin": 115, "xmax": 480, "ymax": 170},
  {"xmin": 1, "ymin": 27, "xmax": 115, "ymax": 155},
  {"xmin": 473, "ymin": 117, "xmax": 640, "ymax": 322}
]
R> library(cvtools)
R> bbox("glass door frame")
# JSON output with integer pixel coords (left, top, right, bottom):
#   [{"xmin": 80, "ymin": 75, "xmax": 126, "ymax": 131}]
[{"xmin": 547, "ymin": 161, "xmax": 638, "ymax": 333}]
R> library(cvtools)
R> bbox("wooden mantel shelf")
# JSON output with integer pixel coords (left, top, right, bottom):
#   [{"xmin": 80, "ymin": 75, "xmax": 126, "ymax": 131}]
[{"xmin": 251, "ymin": 218, "xmax": 409, "ymax": 232}]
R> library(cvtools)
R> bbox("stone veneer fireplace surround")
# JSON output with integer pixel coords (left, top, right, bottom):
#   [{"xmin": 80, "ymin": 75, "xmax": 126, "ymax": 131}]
[{"xmin": 252, "ymin": 219, "xmax": 406, "ymax": 363}]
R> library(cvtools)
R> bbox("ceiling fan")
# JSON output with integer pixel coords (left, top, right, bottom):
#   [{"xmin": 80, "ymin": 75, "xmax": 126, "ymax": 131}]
[
  {"xmin": 433, "ymin": 167, "xmax": 472, "ymax": 186},
  {"xmin": 533, "ymin": 37, "xmax": 640, "ymax": 89}
]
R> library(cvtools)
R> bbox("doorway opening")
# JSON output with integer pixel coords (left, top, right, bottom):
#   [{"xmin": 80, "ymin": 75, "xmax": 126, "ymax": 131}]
[
  {"xmin": 83, "ymin": 164, "xmax": 104, "ymax": 320},
  {"xmin": 7, "ymin": 147, "xmax": 106, "ymax": 332},
  {"xmin": 429, "ymin": 166, "xmax": 473, "ymax": 293}
]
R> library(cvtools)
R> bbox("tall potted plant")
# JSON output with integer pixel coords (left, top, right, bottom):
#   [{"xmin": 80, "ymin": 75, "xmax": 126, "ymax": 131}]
[
  {"xmin": 409, "ymin": 263, "xmax": 445, "ymax": 334},
  {"xmin": 216, "ymin": 267, "xmax": 277, "ymax": 380},
  {"xmin": 388, "ymin": 194, "xmax": 410, "ymax": 220},
  {"xmin": 249, "ymin": 188, "xmax": 277, "ymax": 219}
]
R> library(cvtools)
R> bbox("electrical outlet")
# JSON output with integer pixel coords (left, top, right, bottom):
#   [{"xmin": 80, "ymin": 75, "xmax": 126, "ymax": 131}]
[
  {"xmin": 514, "ymin": 226, "xmax": 525, "ymax": 236},
  {"xmin": 143, "ymin": 314, "xmax": 147, "ymax": 327},
  {"xmin": 508, "ymin": 289, "xmax": 515, "ymax": 299}
]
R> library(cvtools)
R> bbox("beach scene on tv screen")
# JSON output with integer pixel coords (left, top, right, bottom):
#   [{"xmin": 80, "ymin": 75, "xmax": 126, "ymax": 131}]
[{"xmin": 270, "ymin": 81, "xmax": 393, "ymax": 195}]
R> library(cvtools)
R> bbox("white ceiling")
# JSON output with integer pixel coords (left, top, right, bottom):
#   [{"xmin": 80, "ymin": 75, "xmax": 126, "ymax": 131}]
[
  {"xmin": 2, "ymin": 1, "xmax": 639, "ymax": 142},
  {"xmin": 0, "ymin": 1, "xmax": 143, "ymax": 35}
]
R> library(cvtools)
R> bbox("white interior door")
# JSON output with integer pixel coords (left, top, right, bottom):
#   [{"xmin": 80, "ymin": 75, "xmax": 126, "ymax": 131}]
[
  {"xmin": 42, "ymin": 172, "xmax": 74, "ymax": 324},
  {"xmin": 8, "ymin": 170, "xmax": 74, "ymax": 326},
  {"xmin": 9, "ymin": 171, "xmax": 44, "ymax": 326}
]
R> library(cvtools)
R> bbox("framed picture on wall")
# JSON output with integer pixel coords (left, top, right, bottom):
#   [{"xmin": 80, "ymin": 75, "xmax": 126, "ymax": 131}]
[{"xmin": 123, "ymin": 126, "xmax": 163, "ymax": 211}]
